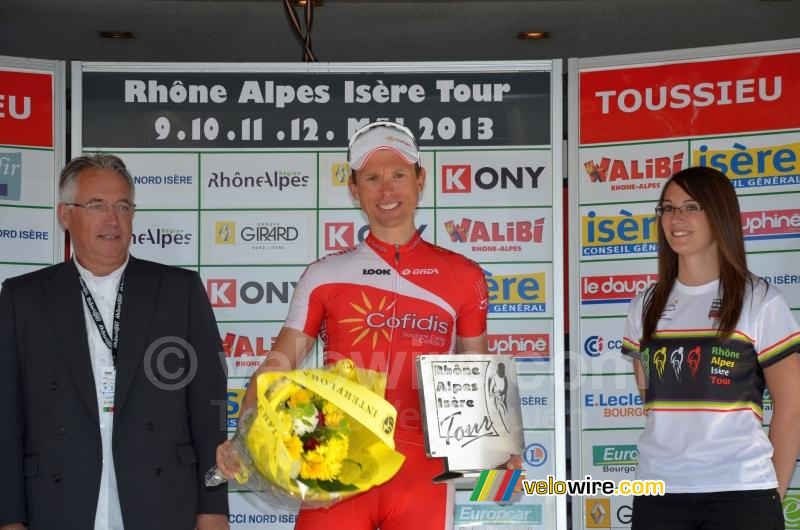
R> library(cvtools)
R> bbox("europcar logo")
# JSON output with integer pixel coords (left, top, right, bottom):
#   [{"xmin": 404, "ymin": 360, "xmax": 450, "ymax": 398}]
[
  {"xmin": 523, "ymin": 442, "xmax": 547, "ymax": 467},
  {"xmin": 581, "ymin": 274, "xmax": 657, "ymax": 305},
  {"xmin": 215, "ymin": 221, "xmax": 235, "ymax": 244},
  {"xmin": 584, "ymin": 335, "xmax": 623, "ymax": 357},
  {"xmin": 484, "ymin": 270, "xmax": 546, "ymax": 313},
  {"xmin": 741, "ymin": 208, "xmax": 800, "ymax": 241},
  {"xmin": 583, "ymin": 153, "xmax": 683, "ymax": 191},
  {"xmin": 582, "ymin": 209, "xmax": 658, "ymax": 256},
  {"xmin": 0, "ymin": 152, "xmax": 22, "ymax": 200},
  {"xmin": 331, "ymin": 163, "xmax": 350, "ymax": 186},
  {"xmin": 694, "ymin": 141, "xmax": 800, "ymax": 190},
  {"xmin": 585, "ymin": 498, "xmax": 611, "ymax": 528},
  {"xmin": 592, "ymin": 445, "xmax": 638, "ymax": 473}
]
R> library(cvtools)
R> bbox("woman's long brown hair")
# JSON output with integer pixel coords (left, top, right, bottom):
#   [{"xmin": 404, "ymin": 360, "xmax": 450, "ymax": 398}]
[{"xmin": 642, "ymin": 166, "xmax": 750, "ymax": 342}]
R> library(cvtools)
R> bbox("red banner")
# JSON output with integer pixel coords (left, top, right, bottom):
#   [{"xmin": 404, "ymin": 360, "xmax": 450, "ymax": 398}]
[
  {"xmin": 580, "ymin": 52, "xmax": 800, "ymax": 144},
  {"xmin": 0, "ymin": 70, "xmax": 53, "ymax": 148}
]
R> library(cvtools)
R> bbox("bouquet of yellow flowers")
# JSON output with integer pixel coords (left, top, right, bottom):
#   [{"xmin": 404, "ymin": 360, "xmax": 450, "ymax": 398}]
[{"xmin": 209, "ymin": 359, "xmax": 405, "ymax": 509}]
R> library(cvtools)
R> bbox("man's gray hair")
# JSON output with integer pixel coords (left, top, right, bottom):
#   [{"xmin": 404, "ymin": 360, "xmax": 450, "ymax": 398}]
[{"xmin": 58, "ymin": 153, "xmax": 135, "ymax": 203}]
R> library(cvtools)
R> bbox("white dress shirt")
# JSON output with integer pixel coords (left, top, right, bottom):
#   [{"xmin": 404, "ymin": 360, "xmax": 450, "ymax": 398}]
[{"xmin": 74, "ymin": 256, "xmax": 128, "ymax": 530}]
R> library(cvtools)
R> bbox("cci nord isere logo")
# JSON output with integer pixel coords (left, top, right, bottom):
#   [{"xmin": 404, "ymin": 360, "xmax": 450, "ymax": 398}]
[{"xmin": 584, "ymin": 336, "xmax": 623, "ymax": 358}]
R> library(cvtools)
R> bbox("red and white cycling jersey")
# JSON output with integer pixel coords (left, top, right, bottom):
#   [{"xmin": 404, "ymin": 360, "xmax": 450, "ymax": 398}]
[{"xmin": 285, "ymin": 231, "xmax": 488, "ymax": 435}]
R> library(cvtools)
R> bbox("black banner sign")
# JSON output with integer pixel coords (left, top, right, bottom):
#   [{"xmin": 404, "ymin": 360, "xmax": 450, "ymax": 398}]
[{"xmin": 82, "ymin": 71, "xmax": 551, "ymax": 148}]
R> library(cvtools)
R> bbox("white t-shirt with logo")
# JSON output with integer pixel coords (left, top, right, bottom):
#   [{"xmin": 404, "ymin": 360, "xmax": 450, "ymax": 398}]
[{"xmin": 622, "ymin": 277, "xmax": 800, "ymax": 493}]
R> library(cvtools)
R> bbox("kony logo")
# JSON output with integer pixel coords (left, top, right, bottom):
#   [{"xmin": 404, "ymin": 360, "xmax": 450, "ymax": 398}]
[
  {"xmin": 207, "ymin": 279, "xmax": 236, "ymax": 307},
  {"xmin": 441, "ymin": 164, "xmax": 544, "ymax": 193},
  {"xmin": 444, "ymin": 218, "xmax": 544, "ymax": 243},
  {"xmin": 488, "ymin": 333, "xmax": 549, "ymax": 362},
  {"xmin": 581, "ymin": 274, "xmax": 658, "ymax": 304},
  {"xmin": 325, "ymin": 222, "xmax": 356, "ymax": 250},
  {"xmin": 741, "ymin": 209, "xmax": 800, "ymax": 241}
]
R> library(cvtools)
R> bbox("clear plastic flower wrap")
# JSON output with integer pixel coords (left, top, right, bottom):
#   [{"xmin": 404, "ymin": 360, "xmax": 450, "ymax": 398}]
[{"xmin": 206, "ymin": 359, "xmax": 405, "ymax": 510}]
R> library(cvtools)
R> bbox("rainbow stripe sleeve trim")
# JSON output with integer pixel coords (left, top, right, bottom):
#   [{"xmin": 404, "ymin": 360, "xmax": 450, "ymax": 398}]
[
  {"xmin": 470, "ymin": 470, "xmax": 521, "ymax": 502},
  {"xmin": 758, "ymin": 331, "xmax": 800, "ymax": 366}
]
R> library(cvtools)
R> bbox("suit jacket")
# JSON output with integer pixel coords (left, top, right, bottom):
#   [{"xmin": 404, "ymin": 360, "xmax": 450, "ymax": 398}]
[{"xmin": 0, "ymin": 256, "xmax": 229, "ymax": 529}]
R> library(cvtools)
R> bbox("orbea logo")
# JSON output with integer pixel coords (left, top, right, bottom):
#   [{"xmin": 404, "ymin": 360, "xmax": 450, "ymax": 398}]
[
  {"xmin": 581, "ymin": 274, "xmax": 658, "ymax": 305},
  {"xmin": 441, "ymin": 164, "xmax": 544, "ymax": 193},
  {"xmin": 207, "ymin": 279, "xmax": 236, "ymax": 307},
  {"xmin": 444, "ymin": 218, "xmax": 544, "ymax": 244},
  {"xmin": 331, "ymin": 163, "xmax": 350, "ymax": 187},
  {"xmin": 741, "ymin": 209, "xmax": 800, "ymax": 241},
  {"xmin": 584, "ymin": 335, "xmax": 623, "ymax": 357},
  {"xmin": 488, "ymin": 333, "xmax": 549, "ymax": 362},
  {"xmin": 0, "ymin": 152, "xmax": 22, "ymax": 200}
]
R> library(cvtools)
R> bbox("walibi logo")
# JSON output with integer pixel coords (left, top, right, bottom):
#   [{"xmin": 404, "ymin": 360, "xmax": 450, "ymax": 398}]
[
  {"xmin": 581, "ymin": 209, "xmax": 658, "ymax": 257},
  {"xmin": 741, "ymin": 209, "xmax": 800, "ymax": 241},
  {"xmin": 584, "ymin": 335, "xmax": 623, "ymax": 357}
]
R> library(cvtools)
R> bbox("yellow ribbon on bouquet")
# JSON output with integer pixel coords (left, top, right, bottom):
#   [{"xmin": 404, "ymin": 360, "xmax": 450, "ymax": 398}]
[{"xmin": 242, "ymin": 360, "xmax": 405, "ymax": 501}]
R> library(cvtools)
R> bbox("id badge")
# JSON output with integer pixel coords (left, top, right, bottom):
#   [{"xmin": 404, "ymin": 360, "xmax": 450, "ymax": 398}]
[{"xmin": 101, "ymin": 366, "xmax": 116, "ymax": 413}]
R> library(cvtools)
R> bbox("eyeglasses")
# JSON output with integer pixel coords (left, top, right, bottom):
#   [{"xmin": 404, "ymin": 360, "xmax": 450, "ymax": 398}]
[
  {"xmin": 347, "ymin": 121, "xmax": 420, "ymax": 165},
  {"xmin": 654, "ymin": 203, "xmax": 703, "ymax": 217},
  {"xmin": 65, "ymin": 200, "xmax": 136, "ymax": 215}
]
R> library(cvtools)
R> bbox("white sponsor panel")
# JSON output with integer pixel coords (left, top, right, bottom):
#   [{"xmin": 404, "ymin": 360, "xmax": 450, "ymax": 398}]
[
  {"xmin": 436, "ymin": 150, "xmax": 552, "ymax": 207},
  {"xmin": 579, "ymin": 259, "xmax": 657, "ymax": 318},
  {"xmin": 219, "ymin": 321, "xmax": 283, "ymax": 377},
  {"xmin": 0, "ymin": 148, "xmax": 55, "ymax": 207},
  {"xmin": 484, "ymin": 263, "xmax": 552, "ymax": 319},
  {"xmin": 436, "ymin": 207, "xmax": 553, "ymax": 263},
  {"xmin": 227, "ymin": 492, "xmax": 298, "ymax": 529},
  {"xmin": 518, "ymin": 374, "xmax": 555, "ymax": 430},
  {"xmin": 581, "ymin": 429, "xmax": 641, "ymax": 482},
  {"xmin": 522, "ymin": 430, "xmax": 555, "ymax": 480},
  {"xmin": 689, "ymin": 131, "xmax": 800, "ymax": 196},
  {"xmin": 0, "ymin": 263, "xmax": 48, "ymax": 286},
  {"xmin": 316, "ymin": 208, "xmax": 434, "ymax": 256},
  {"xmin": 201, "ymin": 152, "xmax": 316, "ymax": 209},
  {"xmin": 0, "ymin": 207, "xmax": 55, "ymax": 263},
  {"xmin": 737, "ymin": 194, "xmax": 800, "ymax": 253},
  {"xmin": 578, "ymin": 141, "xmax": 687, "ymax": 204},
  {"xmin": 130, "ymin": 210, "xmax": 197, "ymax": 265},
  {"xmin": 748, "ymin": 252, "xmax": 800, "ymax": 309},
  {"xmin": 317, "ymin": 151, "xmax": 434, "ymax": 208},
  {"xmin": 202, "ymin": 266, "xmax": 305, "ymax": 322},
  {"xmin": 580, "ymin": 317, "xmax": 632, "ymax": 375},
  {"xmin": 201, "ymin": 210, "xmax": 315, "ymax": 265},
  {"xmin": 487, "ymin": 319, "xmax": 551, "ymax": 375},
  {"xmin": 581, "ymin": 375, "xmax": 646, "ymax": 430},
  {"xmin": 121, "ymin": 152, "xmax": 198, "ymax": 209},
  {"xmin": 580, "ymin": 202, "xmax": 659, "ymax": 262},
  {"xmin": 453, "ymin": 491, "xmax": 553, "ymax": 529}
]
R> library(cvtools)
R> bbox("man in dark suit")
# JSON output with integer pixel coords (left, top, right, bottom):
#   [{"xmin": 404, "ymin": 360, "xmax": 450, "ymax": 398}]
[{"xmin": 0, "ymin": 154, "xmax": 229, "ymax": 529}]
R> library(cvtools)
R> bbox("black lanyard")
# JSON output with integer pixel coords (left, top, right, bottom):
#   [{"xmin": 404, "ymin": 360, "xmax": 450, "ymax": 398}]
[{"xmin": 78, "ymin": 271, "xmax": 126, "ymax": 367}]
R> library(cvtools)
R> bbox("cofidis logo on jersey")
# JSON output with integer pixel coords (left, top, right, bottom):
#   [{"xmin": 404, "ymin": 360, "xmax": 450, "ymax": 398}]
[
  {"xmin": 581, "ymin": 209, "xmax": 657, "ymax": 257},
  {"xmin": 581, "ymin": 274, "xmax": 657, "ymax": 304},
  {"xmin": 741, "ymin": 208, "xmax": 800, "ymax": 241},
  {"xmin": 484, "ymin": 270, "xmax": 546, "ymax": 313},
  {"xmin": 583, "ymin": 153, "xmax": 683, "ymax": 192},
  {"xmin": 693, "ymin": 141, "xmax": 800, "ymax": 190}
]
